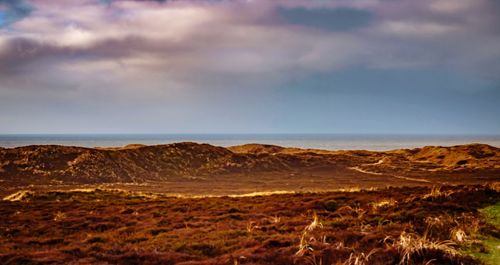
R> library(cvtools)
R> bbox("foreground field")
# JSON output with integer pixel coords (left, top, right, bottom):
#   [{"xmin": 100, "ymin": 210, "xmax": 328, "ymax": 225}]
[{"xmin": 1, "ymin": 185, "xmax": 499, "ymax": 264}]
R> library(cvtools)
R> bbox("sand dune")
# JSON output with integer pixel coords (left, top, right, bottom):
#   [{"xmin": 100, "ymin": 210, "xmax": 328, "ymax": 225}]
[{"xmin": 0, "ymin": 143, "xmax": 498, "ymax": 189}]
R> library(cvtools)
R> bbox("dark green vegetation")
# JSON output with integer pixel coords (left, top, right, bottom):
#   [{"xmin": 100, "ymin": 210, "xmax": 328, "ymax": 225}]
[{"xmin": 1, "ymin": 185, "xmax": 499, "ymax": 264}]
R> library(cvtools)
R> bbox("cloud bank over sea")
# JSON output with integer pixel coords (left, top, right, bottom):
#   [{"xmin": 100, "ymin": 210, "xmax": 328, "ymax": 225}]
[{"xmin": 1, "ymin": 0, "xmax": 499, "ymax": 134}]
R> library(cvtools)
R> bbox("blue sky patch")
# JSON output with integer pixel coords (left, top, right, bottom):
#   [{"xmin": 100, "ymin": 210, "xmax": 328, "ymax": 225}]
[
  {"xmin": 0, "ymin": 11, "xmax": 6, "ymax": 27},
  {"xmin": 277, "ymin": 7, "xmax": 373, "ymax": 31},
  {"xmin": 0, "ymin": 0, "xmax": 33, "ymax": 28}
]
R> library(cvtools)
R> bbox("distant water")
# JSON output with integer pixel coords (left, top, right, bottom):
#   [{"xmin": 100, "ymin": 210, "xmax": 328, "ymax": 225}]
[{"xmin": 1, "ymin": 134, "xmax": 500, "ymax": 151}]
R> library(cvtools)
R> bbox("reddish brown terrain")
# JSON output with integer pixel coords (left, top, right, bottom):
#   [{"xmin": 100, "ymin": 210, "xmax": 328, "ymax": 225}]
[
  {"xmin": 1, "ymin": 143, "xmax": 499, "ymax": 264},
  {"xmin": 0, "ymin": 185, "xmax": 499, "ymax": 264},
  {"xmin": 0, "ymin": 143, "xmax": 499, "ymax": 196}
]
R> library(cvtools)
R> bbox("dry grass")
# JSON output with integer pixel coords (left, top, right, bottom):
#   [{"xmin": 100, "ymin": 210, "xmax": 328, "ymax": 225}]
[
  {"xmin": 2, "ymin": 190, "xmax": 34, "ymax": 201},
  {"xmin": 450, "ymin": 228, "xmax": 467, "ymax": 243},
  {"xmin": 53, "ymin": 211, "xmax": 67, "ymax": 221},
  {"xmin": 486, "ymin": 181, "xmax": 500, "ymax": 192},
  {"xmin": 296, "ymin": 212, "xmax": 324, "ymax": 256},
  {"xmin": 338, "ymin": 250, "xmax": 378, "ymax": 265},
  {"xmin": 392, "ymin": 232, "xmax": 459, "ymax": 265},
  {"xmin": 422, "ymin": 186, "xmax": 454, "ymax": 200},
  {"xmin": 370, "ymin": 198, "xmax": 397, "ymax": 209},
  {"xmin": 0, "ymin": 185, "xmax": 496, "ymax": 265}
]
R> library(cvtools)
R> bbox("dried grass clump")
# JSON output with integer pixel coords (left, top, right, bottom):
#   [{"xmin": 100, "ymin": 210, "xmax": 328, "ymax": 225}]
[
  {"xmin": 392, "ymin": 232, "xmax": 459, "ymax": 265},
  {"xmin": 340, "ymin": 250, "xmax": 377, "ymax": 265},
  {"xmin": 53, "ymin": 211, "xmax": 67, "ymax": 221},
  {"xmin": 370, "ymin": 198, "xmax": 397, "ymax": 210},
  {"xmin": 485, "ymin": 181, "xmax": 500, "ymax": 192},
  {"xmin": 337, "ymin": 187, "xmax": 362, "ymax": 193},
  {"xmin": 422, "ymin": 186, "xmax": 454, "ymax": 201},
  {"xmin": 424, "ymin": 213, "xmax": 480, "ymax": 244},
  {"xmin": 296, "ymin": 212, "xmax": 324, "ymax": 256},
  {"xmin": 449, "ymin": 228, "xmax": 467, "ymax": 243},
  {"xmin": 246, "ymin": 221, "xmax": 259, "ymax": 233},
  {"xmin": 424, "ymin": 215, "xmax": 454, "ymax": 234}
]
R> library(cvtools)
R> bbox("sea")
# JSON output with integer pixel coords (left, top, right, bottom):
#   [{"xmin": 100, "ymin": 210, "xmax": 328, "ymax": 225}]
[{"xmin": 1, "ymin": 134, "xmax": 500, "ymax": 151}]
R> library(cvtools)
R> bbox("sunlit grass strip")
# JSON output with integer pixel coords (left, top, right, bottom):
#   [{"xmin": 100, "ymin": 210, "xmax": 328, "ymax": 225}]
[
  {"xmin": 5, "ymin": 183, "xmax": 496, "ymax": 202},
  {"xmin": 3, "ymin": 186, "xmax": 382, "ymax": 201}
]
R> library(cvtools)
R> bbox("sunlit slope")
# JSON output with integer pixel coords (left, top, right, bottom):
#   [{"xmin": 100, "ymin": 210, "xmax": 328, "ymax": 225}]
[{"xmin": 0, "ymin": 142, "xmax": 499, "ymax": 185}]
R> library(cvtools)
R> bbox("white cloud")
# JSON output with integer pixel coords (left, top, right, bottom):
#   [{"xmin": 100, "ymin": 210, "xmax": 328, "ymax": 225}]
[{"xmin": 374, "ymin": 20, "xmax": 458, "ymax": 37}]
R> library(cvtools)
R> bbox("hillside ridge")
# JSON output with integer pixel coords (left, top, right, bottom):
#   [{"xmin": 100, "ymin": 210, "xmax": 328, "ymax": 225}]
[{"xmin": 0, "ymin": 142, "xmax": 499, "ymax": 185}]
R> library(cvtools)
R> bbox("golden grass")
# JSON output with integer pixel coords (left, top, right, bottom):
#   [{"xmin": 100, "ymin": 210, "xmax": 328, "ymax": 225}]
[
  {"xmin": 53, "ymin": 211, "xmax": 67, "ymax": 222},
  {"xmin": 392, "ymin": 232, "xmax": 459, "ymax": 265},
  {"xmin": 370, "ymin": 198, "xmax": 397, "ymax": 209},
  {"xmin": 341, "ymin": 250, "xmax": 378, "ymax": 265},
  {"xmin": 2, "ymin": 183, "xmax": 391, "ymax": 203},
  {"xmin": 422, "ymin": 186, "xmax": 455, "ymax": 200},
  {"xmin": 2, "ymin": 190, "xmax": 34, "ymax": 201},
  {"xmin": 296, "ymin": 212, "xmax": 324, "ymax": 256},
  {"xmin": 486, "ymin": 181, "xmax": 500, "ymax": 192}
]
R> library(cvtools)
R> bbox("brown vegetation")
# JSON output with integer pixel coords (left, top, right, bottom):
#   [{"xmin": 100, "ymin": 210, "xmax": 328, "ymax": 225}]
[
  {"xmin": 0, "ymin": 143, "xmax": 499, "ymax": 191},
  {"xmin": 0, "ymin": 185, "xmax": 498, "ymax": 264},
  {"xmin": 0, "ymin": 142, "xmax": 499, "ymax": 264}
]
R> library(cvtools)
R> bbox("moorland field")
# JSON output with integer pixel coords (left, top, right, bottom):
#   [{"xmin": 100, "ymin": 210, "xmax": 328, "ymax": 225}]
[{"xmin": 0, "ymin": 143, "xmax": 499, "ymax": 264}]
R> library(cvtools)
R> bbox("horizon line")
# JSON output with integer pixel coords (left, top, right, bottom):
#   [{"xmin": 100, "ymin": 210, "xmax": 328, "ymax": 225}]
[{"xmin": 1, "ymin": 133, "xmax": 500, "ymax": 137}]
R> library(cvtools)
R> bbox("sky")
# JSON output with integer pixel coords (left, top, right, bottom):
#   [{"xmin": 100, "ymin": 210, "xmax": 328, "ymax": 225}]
[{"xmin": 0, "ymin": 0, "xmax": 499, "ymax": 134}]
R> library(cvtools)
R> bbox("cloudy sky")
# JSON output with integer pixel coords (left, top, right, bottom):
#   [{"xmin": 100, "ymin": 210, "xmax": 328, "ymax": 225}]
[{"xmin": 1, "ymin": 0, "xmax": 499, "ymax": 134}]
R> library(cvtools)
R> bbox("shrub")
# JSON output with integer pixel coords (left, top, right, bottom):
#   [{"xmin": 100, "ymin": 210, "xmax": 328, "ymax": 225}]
[{"xmin": 323, "ymin": 200, "xmax": 339, "ymax": 212}]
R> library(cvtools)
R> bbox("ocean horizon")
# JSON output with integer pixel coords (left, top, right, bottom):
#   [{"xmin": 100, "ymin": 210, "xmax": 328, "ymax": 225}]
[{"xmin": 1, "ymin": 134, "xmax": 499, "ymax": 151}]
